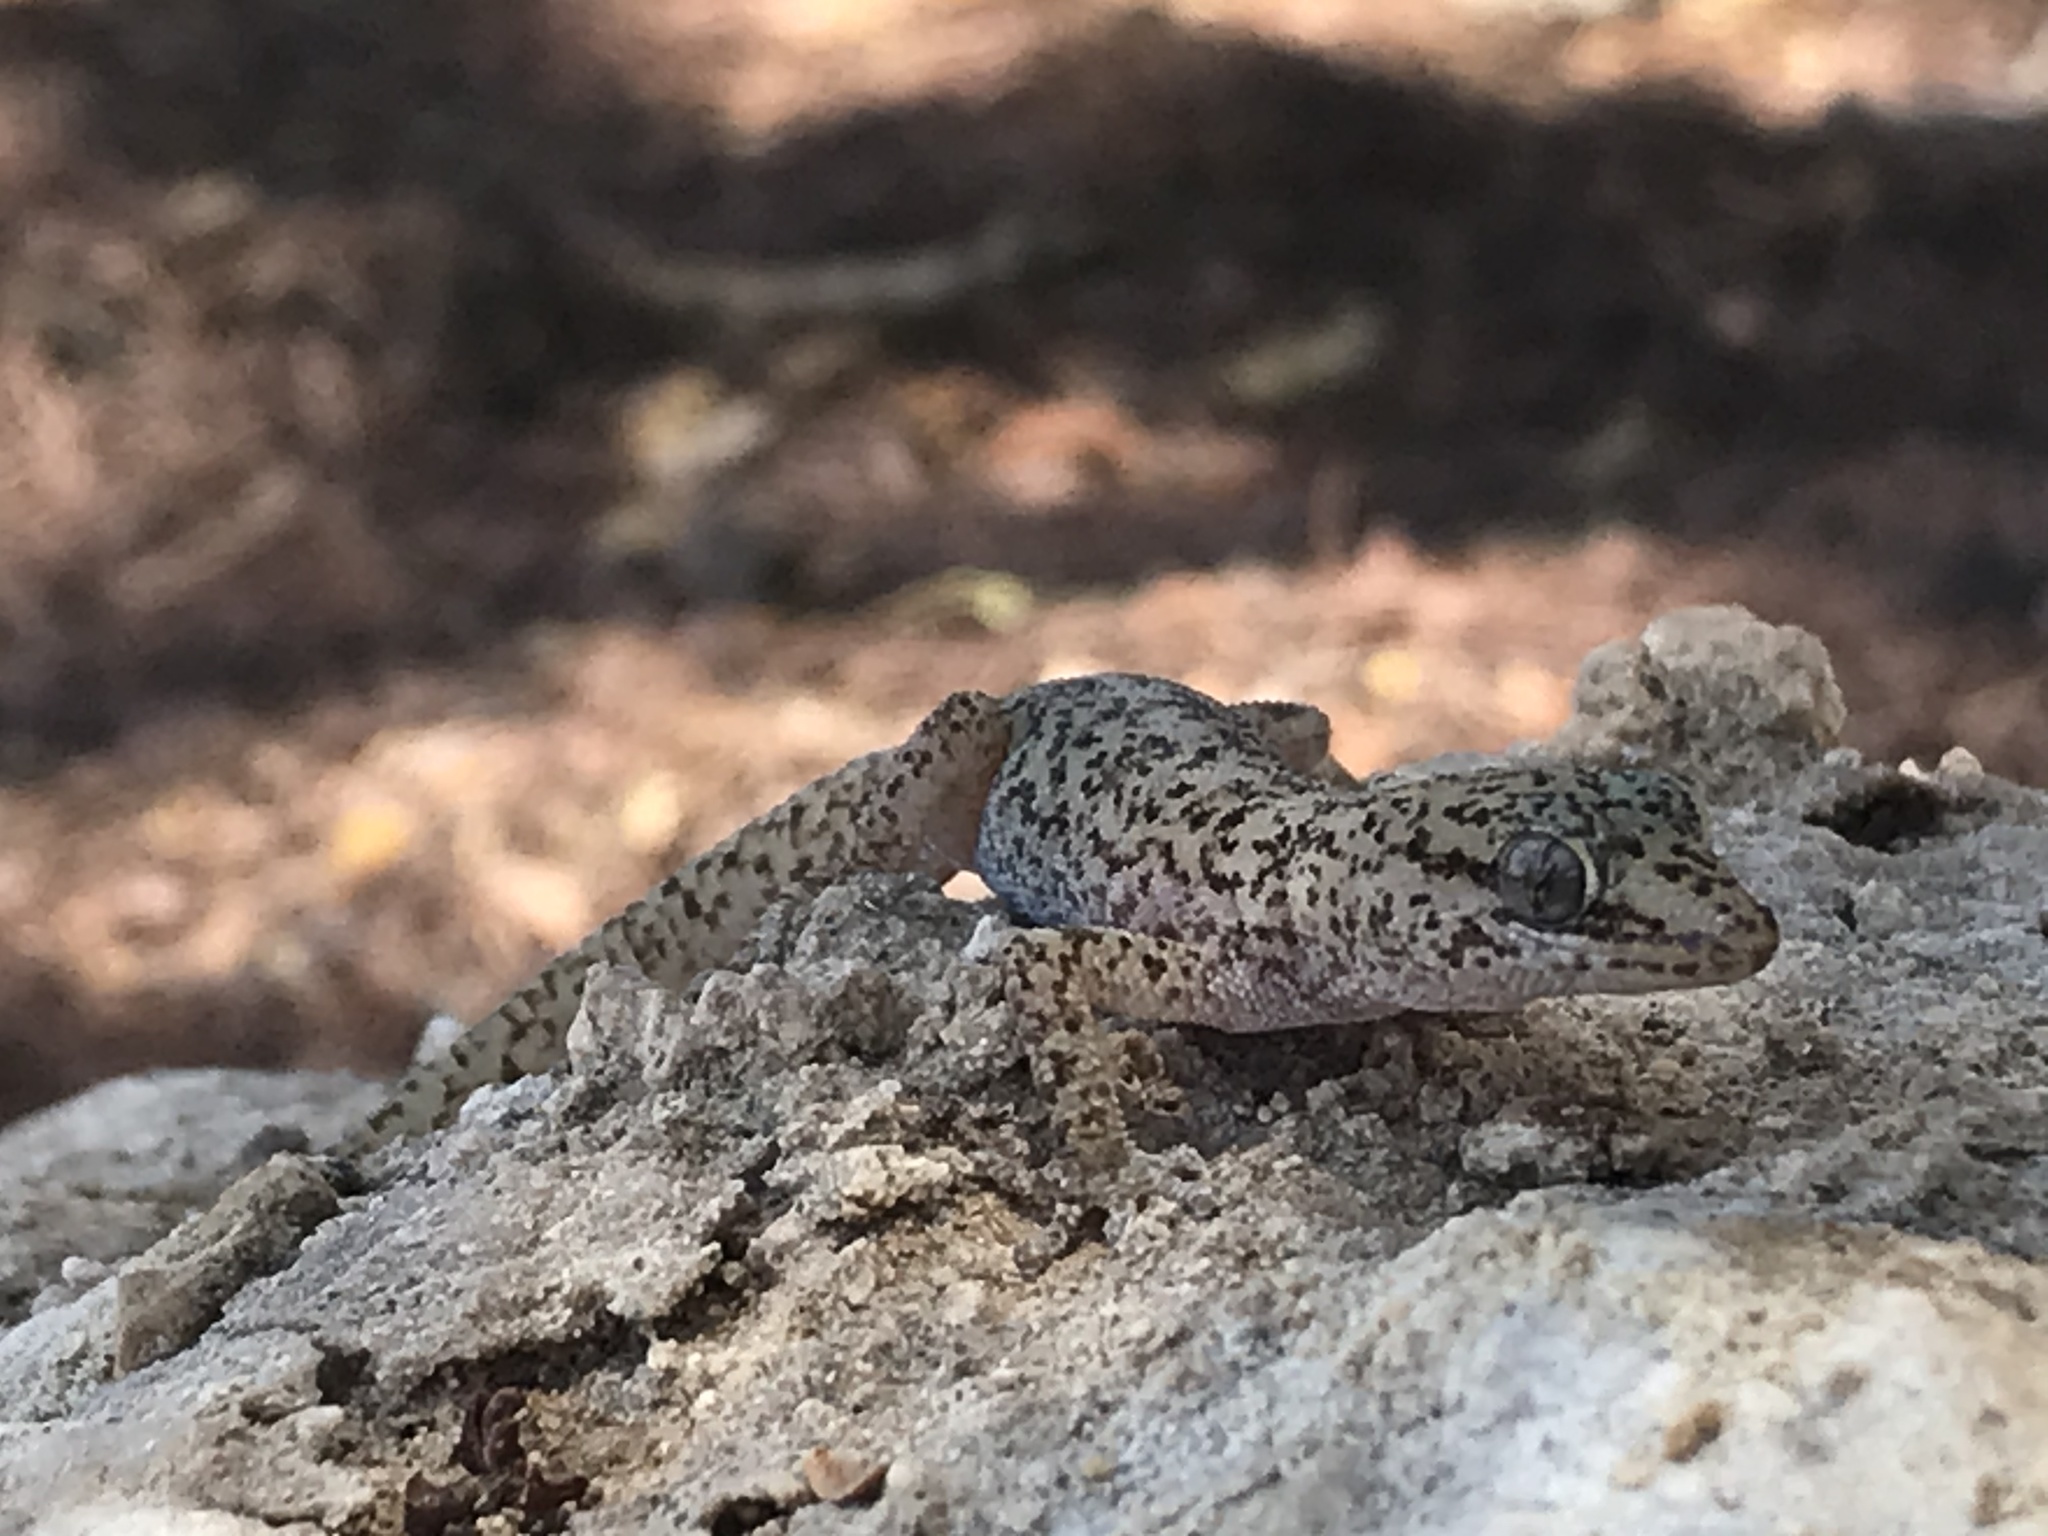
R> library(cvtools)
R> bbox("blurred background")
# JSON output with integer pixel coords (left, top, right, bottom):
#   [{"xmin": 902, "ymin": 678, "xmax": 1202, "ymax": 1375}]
[{"xmin": 1, "ymin": 0, "xmax": 2045, "ymax": 1127}]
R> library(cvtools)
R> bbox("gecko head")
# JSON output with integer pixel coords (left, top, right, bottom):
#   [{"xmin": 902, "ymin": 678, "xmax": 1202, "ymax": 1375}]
[{"xmin": 1378, "ymin": 763, "xmax": 1778, "ymax": 1010}]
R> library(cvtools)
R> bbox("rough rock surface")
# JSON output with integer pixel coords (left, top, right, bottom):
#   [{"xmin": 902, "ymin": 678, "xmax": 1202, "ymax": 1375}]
[
  {"xmin": 0, "ymin": 1070, "xmax": 380, "ymax": 1330},
  {"xmin": 2, "ymin": 606, "xmax": 2046, "ymax": 1535}
]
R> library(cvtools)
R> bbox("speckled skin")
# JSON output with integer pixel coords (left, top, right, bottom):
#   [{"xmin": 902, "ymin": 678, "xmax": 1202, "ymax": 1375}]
[
  {"xmin": 357, "ymin": 673, "xmax": 1778, "ymax": 1159},
  {"xmin": 354, "ymin": 689, "xmax": 1011, "ymax": 1149},
  {"xmin": 969, "ymin": 674, "xmax": 1778, "ymax": 1166},
  {"xmin": 978, "ymin": 675, "xmax": 1777, "ymax": 1023}
]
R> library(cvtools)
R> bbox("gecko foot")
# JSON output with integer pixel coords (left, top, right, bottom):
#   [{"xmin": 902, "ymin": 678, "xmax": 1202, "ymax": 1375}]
[{"xmin": 970, "ymin": 922, "xmax": 1215, "ymax": 1175}]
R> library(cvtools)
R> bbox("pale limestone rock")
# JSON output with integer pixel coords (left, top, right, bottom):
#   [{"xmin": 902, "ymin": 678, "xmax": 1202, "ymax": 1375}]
[{"xmin": 1, "ymin": 608, "xmax": 2044, "ymax": 1535}]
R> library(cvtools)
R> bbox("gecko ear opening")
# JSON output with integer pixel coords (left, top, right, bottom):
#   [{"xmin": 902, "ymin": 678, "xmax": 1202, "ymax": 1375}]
[{"xmin": 1496, "ymin": 832, "xmax": 1600, "ymax": 929}]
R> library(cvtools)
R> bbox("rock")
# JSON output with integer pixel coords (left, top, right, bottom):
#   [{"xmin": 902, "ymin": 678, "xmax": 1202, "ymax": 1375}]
[
  {"xmin": 2, "ymin": 607, "xmax": 2045, "ymax": 1534},
  {"xmin": 1205, "ymin": 1190, "xmax": 2048, "ymax": 1535},
  {"xmin": 1558, "ymin": 603, "xmax": 1848, "ymax": 799},
  {"xmin": 112, "ymin": 1154, "xmax": 341, "ymax": 1376},
  {"xmin": 0, "ymin": 1069, "xmax": 379, "ymax": 1329}
]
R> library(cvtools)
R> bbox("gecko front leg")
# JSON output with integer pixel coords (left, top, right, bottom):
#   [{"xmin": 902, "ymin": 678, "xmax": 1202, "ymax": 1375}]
[
  {"xmin": 967, "ymin": 923, "xmax": 1221, "ymax": 1173},
  {"xmin": 352, "ymin": 688, "xmax": 1014, "ymax": 1150}
]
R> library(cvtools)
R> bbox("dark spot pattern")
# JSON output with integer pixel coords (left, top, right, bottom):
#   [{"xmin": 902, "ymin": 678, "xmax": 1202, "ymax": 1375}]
[
  {"xmin": 973, "ymin": 674, "xmax": 1777, "ymax": 1031},
  {"xmin": 355, "ymin": 686, "xmax": 1015, "ymax": 1147},
  {"xmin": 358, "ymin": 671, "xmax": 1780, "ymax": 1153}
]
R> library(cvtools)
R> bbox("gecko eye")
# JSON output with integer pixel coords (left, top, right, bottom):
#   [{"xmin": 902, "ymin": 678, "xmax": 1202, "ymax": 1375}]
[{"xmin": 1497, "ymin": 833, "xmax": 1600, "ymax": 929}]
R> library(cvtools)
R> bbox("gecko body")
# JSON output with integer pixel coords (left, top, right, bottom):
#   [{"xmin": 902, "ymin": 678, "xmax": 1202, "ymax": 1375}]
[
  {"xmin": 355, "ymin": 673, "xmax": 1778, "ymax": 1159},
  {"xmin": 977, "ymin": 674, "xmax": 1777, "ymax": 1026}
]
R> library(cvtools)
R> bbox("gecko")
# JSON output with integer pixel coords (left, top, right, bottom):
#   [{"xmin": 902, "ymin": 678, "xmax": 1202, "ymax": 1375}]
[{"xmin": 351, "ymin": 674, "xmax": 1779, "ymax": 1167}]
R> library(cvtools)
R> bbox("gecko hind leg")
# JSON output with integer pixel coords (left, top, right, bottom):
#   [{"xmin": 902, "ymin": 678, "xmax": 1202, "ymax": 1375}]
[
  {"xmin": 1225, "ymin": 700, "xmax": 1351, "ymax": 786},
  {"xmin": 973, "ymin": 925, "xmax": 1220, "ymax": 1174}
]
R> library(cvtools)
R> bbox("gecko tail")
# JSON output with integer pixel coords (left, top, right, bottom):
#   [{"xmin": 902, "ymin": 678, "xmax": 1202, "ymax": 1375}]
[{"xmin": 341, "ymin": 687, "xmax": 1017, "ymax": 1152}]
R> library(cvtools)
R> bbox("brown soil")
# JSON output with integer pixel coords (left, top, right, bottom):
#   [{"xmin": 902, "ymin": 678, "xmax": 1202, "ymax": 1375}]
[{"xmin": 2, "ymin": 0, "xmax": 2046, "ymax": 1124}]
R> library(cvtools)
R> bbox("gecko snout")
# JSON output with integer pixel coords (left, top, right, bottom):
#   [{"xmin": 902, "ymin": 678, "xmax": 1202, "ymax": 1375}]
[
  {"xmin": 1712, "ymin": 886, "xmax": 1780, "ymax": 977},
  {"xmin": 1578, "ymin": 842, "xmax": 1781, "ymax": 995},
  {"xmin": 1651, "ymin": 868, "xmax": 1779, "ymax": 988}
]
